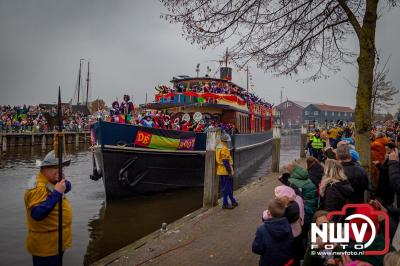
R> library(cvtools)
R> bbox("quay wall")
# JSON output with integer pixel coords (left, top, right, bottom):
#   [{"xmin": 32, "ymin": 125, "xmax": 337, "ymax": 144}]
[{"xmin": 0, "ymin": 131, "xmax": 90, "ymax": 149}]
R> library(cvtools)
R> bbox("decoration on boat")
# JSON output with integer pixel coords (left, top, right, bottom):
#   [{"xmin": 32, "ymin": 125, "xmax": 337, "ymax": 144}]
[
  {"xmin": 134, "ymin": 129, "xmax": 196, "ymax": 150},
  {"xmin": 193, "ymin": 112, "xmax": 202, "ymax": 122},
  {"xmin": 182, "ymin": 113, "xmax": 190, "ymax": 122}
]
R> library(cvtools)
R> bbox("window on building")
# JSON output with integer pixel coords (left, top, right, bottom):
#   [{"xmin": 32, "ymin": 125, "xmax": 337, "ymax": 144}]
[
  {"xmin": 350, "ymin": 113, "xmax": 353, "ymax": 117},
  {"xmin": 314, "ymin": 111, "xmax": 319, "ymax": 115},
  {"xmin": 325, "ymin": 111, "xmax": 328, "ymax": 116},
  {"xmin": 305, "ymin": 111, "xmax": 309, "ymax": 115},
  {"xmin": 332, "ymin": 112, "xmax": 335, "ymax": 116},
  {"xmin": 338, "ymin": 112, "xmax": 341, "ymax": 117},
  {"xmin": 344, "ymin": 113, "xmax": 347, "ymax": 117},
  {"xmin": 305, "ymin": 120, "xmax": 309, "ymax": 124}
]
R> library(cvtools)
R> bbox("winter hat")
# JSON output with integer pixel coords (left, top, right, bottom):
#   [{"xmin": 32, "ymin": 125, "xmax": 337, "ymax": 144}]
[
  {"xmin": 349, "ymin": 149, "xmax": 360, "ymax": 162},
  {"xmin": 274, "ymin": 185, "xmax": 305, "ymax": 226}
]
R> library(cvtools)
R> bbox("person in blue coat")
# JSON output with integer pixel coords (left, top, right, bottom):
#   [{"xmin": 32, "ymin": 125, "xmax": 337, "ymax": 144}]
[{"xmin": 252, "ymin": 198, "xmax": 294, "ymax": 266}]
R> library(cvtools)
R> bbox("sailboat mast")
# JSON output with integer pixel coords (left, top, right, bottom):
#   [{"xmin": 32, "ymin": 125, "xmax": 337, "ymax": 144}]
[
  {"xmin": 86, "ymin": 61, "xmax": 90, "ymax": 106},
  {"xmin": 77, "ymin": 59, "xmax": 83, "ymax": 105}
]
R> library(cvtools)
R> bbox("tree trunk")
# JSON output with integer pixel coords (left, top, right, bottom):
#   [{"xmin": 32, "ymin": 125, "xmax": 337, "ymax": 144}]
[{"xmin": 354, "ymin": 0, "xmax": 378, "ymax": 176}]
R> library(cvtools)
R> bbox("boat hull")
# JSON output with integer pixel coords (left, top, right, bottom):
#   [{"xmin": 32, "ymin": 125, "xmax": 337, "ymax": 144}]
[{"xmin": 93, "ymin": 145, "xmax": 205, "ymax": 200}]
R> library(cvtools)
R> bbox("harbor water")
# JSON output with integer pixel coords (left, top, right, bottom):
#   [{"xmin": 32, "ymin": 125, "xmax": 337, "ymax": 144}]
[{"xmin": 0, "ymin": 134, "xmax": 300, "ymax": 265}]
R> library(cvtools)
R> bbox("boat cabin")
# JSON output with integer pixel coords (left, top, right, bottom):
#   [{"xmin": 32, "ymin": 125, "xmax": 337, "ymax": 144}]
[{"xmin": 142, "ymin": 71, "xmax": 273, "ymax": 134}]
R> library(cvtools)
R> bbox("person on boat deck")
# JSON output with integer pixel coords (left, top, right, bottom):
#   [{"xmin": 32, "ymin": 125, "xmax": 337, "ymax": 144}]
[
  {"xmin": 120, "ymin": 95, "xmax": 134, "ymax": 118},
  {"xmin": 109, "ymin": 101, "xmax": 120, "ymax": 122},
  {"xmin": 24, "ymin": 150, "xmax": 72, "ymax": 266},
  {"xmin": 162, "ymin": 115, "xmax": 172, "ymax": 130},
  {"xmin": 141, "ymin": 115, "xmax": 154, "ymax": 128},
  {"xmin": 216, "ymin": 133, "xmax": 238, "ymax": 209},
  {"xmin": 172, "ymin": 118, "xmax": 181, "ymax": 131}
]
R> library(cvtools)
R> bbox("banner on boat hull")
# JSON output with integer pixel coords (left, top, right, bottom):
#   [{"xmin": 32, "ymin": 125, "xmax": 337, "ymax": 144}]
[{"xmin": 134, "ymin": 129, "xmax": 196, "ymax": 150}]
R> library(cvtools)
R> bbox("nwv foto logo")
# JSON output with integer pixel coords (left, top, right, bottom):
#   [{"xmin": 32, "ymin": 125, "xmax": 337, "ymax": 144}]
[{"xmin": 310, "ymin": 204, "xmax": 390, "ymax": 255}]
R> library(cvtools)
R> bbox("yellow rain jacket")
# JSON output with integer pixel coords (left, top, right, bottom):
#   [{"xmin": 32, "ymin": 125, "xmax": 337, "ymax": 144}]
[
  {"xmin": 24, "ymin": 172, "xmax": 72, "ymax": 257},
  {"xmin": 216, "ymin": 142, "xmax": 234, "ymax": 176},
  {"xmin": 328, "ymin": 127, "xmax": 341, "ymax": 139}
]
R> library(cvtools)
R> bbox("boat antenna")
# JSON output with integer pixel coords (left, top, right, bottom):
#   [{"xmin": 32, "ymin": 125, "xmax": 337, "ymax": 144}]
[
  {"xmin": 225, "ymin": 48, "xmax": 228, "ymax": 67},
  {"xmin": 195, "ymin": 63, "xmax": 200, "ymax": 77},
  {"xmin": 246, "ymin": 66, "xmax": 249, "ymax": 93}
]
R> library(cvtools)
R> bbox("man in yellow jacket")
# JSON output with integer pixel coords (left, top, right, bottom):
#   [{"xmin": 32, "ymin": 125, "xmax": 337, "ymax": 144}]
[
  {"xmin": 24, "ymin": 150, "xmax": 72, "ymax": 266},
  {"xmin": 216, "ymin": 134, "xmax": 238, "ymax": 209}
]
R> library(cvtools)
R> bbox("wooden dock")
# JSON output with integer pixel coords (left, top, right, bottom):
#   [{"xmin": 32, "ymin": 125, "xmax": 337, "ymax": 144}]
[{"xmin": 0, "ymin": 131, "xmax": 90, "ymax": 151}]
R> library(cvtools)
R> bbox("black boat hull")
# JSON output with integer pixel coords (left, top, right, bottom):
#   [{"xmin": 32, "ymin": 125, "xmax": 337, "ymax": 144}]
[{"xmin": 93, "ymin": 145, "xmax": 205, "ymax": 200}]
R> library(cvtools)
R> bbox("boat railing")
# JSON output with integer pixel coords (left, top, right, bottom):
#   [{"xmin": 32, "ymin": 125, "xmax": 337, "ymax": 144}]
[
  {"xmin": 232, "ymin": 131, "xmax": 273, "ymax": 149},
  {"xmin": 92, "ymin": 121, "xmax": 207, "ymax": 151}
]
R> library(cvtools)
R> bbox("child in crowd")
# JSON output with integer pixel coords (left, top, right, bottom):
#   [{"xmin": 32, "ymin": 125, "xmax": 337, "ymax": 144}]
[
  {"xmin": 252, "ymin": 198, "xmax": 294, "ymax": 266},
  {"xmin": 262, "ymin": 185, "xmax": 305, "ymax": 265}
]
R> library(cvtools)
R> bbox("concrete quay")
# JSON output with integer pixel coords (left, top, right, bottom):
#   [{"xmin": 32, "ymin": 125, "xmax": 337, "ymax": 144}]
[{"xmin": 92, "ymin": 158, "xmax": 306, "ymax": 266}]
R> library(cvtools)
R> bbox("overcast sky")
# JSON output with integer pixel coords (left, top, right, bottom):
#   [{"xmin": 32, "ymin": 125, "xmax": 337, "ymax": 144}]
[{"xmin": 0, "ymin": 0, "xmax": 399, "ymax": 113}]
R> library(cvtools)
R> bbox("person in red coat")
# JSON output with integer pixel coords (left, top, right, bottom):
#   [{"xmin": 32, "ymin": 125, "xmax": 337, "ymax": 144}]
[{"xmin": 371, "ymin": 132, "xmax": 389, "ymax": 194}]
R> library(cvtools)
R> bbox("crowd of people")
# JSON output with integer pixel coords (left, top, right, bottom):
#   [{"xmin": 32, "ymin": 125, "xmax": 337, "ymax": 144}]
[
  {"xmin": 155, "ymin": 80, "xmax": 271, "ymax": 107},
  {"xmin": 0, "ymin": 104, "xmax": 91, "ymax": 133},
  {"xmin": 250, "ymin": 121, "xmax": 400, "ymax": 266},
  {"xmin": 106, "ymin": 95, "xmax": 239, "ymax": 135}
]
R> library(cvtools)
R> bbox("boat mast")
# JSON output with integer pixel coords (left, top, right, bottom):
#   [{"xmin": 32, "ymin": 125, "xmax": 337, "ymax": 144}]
[
  {"xmin": 77, "ymin": 59, "xmax": 84, "ymax": 105},
  {"xmin": 85, "ymin": 61, "xmax": 90, "ymax": 106}
]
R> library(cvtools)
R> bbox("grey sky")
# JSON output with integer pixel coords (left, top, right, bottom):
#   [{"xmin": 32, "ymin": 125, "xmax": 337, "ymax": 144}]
[{"xmin": 0, "ymin": 0, "xmax": 399, "ymax": 113}]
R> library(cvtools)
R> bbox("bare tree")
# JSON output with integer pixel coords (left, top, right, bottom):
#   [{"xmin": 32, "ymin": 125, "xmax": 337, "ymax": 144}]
[
  {"xmin": 371, "ymin": 57, "xmax": 399, "ymax": 117},
  {"xmin": 160, "ymin": 0, "xmax": 399, "ymax": 171},
  {"xmin": 89, "ymin": 99, "xmax": 107, "ymax": 113}
]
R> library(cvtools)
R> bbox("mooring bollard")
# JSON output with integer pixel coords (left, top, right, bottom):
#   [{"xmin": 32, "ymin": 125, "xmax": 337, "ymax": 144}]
[
  {"xmin": 300, "ymin": 125, "xmax": 307, "ymax": 158},
  {"xmin": 31, "ymin": 133, "xmax": 35, "ymax": 146},
  {"xmin": 75, "ymin": 133, "xmax": 80, "ymax": 148},
  {"xmin": 41, "ymin": 134, "xmax": 46, "ymax": 150},
  {"xmin": 203, "ymin": 129, "xmax": 220, "ymax": 208},
  {"xmin": 271, "ymin": 127, "xmax": 281, "ymax": 173},
  {"xmin": 2, "ymin": 136, "xmax": 7, "ymax": 152}
]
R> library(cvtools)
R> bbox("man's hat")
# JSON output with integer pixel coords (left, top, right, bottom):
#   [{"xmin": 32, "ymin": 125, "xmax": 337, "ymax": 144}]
[
  {"xmin": 36, "ymin": 150, "xmax": 71, "ymax": 168},
  {"xmin": 220, "ymin": 134, "xmax": 231, "ymax": 142}
]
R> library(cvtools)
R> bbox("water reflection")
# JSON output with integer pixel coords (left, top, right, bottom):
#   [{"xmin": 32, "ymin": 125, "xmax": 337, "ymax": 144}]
[
  {"xmin": 84, "ymin": 188, "xmax": 203, "ymax": 265},
  {"xmin": 0, "ymin": 144, "xmax": 90, "ymax": 169}
]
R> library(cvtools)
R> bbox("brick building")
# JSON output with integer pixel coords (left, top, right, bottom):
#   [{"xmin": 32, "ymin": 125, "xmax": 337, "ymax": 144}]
[
  {"xmin": 303, "ymin": 104, "xmax": 354, "ymax": 126},
  {"xmin": 275, "ymin": 100, "xmax": 313, "ymax": 128}
]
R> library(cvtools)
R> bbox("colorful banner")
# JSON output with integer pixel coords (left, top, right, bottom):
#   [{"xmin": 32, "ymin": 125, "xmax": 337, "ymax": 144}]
[
  {"xmin": 134, "ymin": 129, "xmax": 196, "ymax": 150},
  {"xmin": 155, "ymin": 92, "xmax": 246, "ymax": 106}
]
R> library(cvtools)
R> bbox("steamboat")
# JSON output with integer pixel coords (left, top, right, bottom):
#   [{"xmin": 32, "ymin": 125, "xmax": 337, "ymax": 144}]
[{"xmin": 90, "ymin": 63, "xmax": 274, "ymax": 200}]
